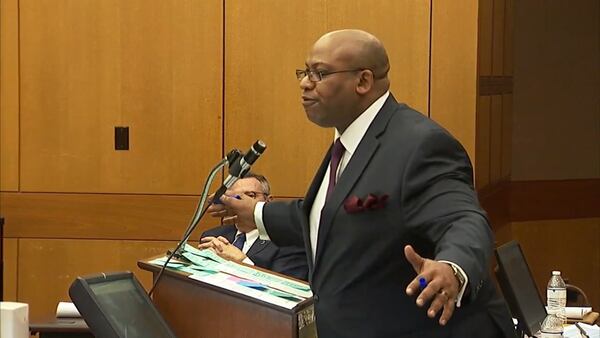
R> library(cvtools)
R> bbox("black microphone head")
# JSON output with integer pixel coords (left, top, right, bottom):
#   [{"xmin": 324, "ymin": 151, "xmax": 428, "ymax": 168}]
[
  {"xmin": 225, "ymin": 149, "xmax": 243, "ymax": 165},
  {"xmin": 243, "ymin": 140, "xmax": 266, "ymax": 165}
]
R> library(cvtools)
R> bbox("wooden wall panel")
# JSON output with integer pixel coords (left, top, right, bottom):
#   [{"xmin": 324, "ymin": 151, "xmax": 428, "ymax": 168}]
[
  {"xmin": 512, "ymin": 0, "xmax": 599, "ymax": 180},
  {"xmin": 18, "ymin": 239, "xmax": 177, "ymax": 321},
  {"xmin": 430, "ymin": 0, "xmax": 478, "ymax": 160},
  {"xmin": 19, "ymin": 0, "xmax": 222, "ymax": 194},
  {"xmin": 225, "ymin": 0, "xmax": 330, "ymax": 197},
  {"xmin": 0, "ymin": 192, "xmax": 220, "ymax": 241},
  {"xmin": 3, "ymin": 238, "xmax": 18, "ymax": 301},
  {"xmin": 476, "ymin": 96, "xmax": 491, "ymax": 188},
  {"xmin": 490, "ymin": 95, "xmax": 503, "ymax": 183},
  {"xmin": 0, "ymin": 0, "xmax": 19, "ymax": 191},
  {"xmin": 511, "ymin": 218, "xmax": 600, "ymax": 311},
  {"xmin": 491, "ymin": 0, "xmax": 505, "ymax": 76},
  {"xmin": 510, "ymin": 179, "xmax": 600, "ymax": 221},
  {"xmin": 478, "ymin": 0, "xmax": 493, "ymax": 77},
  {"xmin": 503, "ymin": 0, "xmax": 513, "ymax": 77},
  {"xmin": 326, "ymin": 0, "xmax": 430, "ymax": 114},
  {"xmin": 501, "ymin": 93, "xmax": 512, "ymax": 179}
]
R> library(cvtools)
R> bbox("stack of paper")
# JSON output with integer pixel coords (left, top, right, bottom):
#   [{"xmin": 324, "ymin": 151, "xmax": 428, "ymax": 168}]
[
  {"xmin": 563, "ymin": 323, "xmax": 599, "ymax": 338},
  {"xmin": 544, "ymin": 307, "xmax": 593, "ymax": 320},
  {"xmin": 149, "ymin": 244, "xmax": 312, "ymax": 309}
]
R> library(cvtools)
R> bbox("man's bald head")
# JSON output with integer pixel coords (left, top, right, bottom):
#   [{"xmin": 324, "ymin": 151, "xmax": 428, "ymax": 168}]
[
  {"xmin": 300, "ymin": 30, "xmax": 391, "ymax": 132},
  {"xmin": 313, "ymin": 29, "xmax": 390, "ymax": 82}
]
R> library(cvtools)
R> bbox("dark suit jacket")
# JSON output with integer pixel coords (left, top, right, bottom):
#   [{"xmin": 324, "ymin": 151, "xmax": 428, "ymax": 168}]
[
  {"xmin": 201, "ymin": 225, "xmax": 308, "ymax": 281},
  {"xmin": 262, "ymin": 95, "xmax": 516, "ymax": 338}
]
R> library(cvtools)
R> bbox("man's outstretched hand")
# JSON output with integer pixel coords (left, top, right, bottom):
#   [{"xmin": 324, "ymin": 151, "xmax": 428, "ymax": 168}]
[
  {"xmin": 206, "ymin": 193, "xmax": 258, "ymax": 233},
  {"xmin": 404, "ymin": 245, "xmax": 460, "ymax": 326}
]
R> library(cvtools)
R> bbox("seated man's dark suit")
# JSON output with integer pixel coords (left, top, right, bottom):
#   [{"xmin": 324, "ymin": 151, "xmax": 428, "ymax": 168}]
[
  {"xmin": 201, "ymin": 224, "xmax": 308, "ymax": 281},
  {"xmin": 262, "ymin": 95, "xmax": 516, "ymax": 338}
]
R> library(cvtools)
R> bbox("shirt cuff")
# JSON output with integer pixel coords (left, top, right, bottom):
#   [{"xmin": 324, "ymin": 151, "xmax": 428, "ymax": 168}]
[
  {"xmin": 254, "ymin": 201, "xmax": 271, "ymax": 240},
  {"xmin": 242, "ymin": 257, "xmax": 255, "ymax": 266},
  {"xmin": 438, "ymin": 260, "xmax": 469, "ymax": 307}
]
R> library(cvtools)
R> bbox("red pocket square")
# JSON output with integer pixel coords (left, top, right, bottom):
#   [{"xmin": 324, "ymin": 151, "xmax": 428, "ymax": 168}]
[{"xmin": 344, "ymin": 194, "xmax": 389, "ymax": 214}]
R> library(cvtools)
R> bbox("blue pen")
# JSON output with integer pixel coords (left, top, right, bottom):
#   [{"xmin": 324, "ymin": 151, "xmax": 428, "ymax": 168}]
[
  {"xmin": 213, "ymin": 194, "xmax": 241, "ymax": 204},
  {"xmin": 419, "ymin": 277, "xmax": 427, "ymax": 290}
]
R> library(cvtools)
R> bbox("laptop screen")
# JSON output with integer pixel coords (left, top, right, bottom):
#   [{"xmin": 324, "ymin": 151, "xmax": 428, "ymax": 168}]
[
  {"xmin": 69, "ymin": 271, "xmax": 177, "ymax": 338},
  {"xmin": 495, "ymin": 241, "xmax": 547, "ymax": 337}
]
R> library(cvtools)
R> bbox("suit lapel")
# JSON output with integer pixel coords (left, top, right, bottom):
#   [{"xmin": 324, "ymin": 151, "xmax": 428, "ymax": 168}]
[
  {"xmin": 313, "ymin": 95, "xmax": 399, "ymax": 269},
  {"xmin": 246, "ymin": 237, "xmax": 269, "ymax": 257}
]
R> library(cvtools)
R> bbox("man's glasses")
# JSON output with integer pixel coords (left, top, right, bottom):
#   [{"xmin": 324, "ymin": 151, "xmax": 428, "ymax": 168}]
[{"xmin": 295, "ymin": 68, "xmax": 366, "ymax": 82}]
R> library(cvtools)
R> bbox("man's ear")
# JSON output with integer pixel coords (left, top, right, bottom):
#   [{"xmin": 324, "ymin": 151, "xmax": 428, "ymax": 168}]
[{"xmin": 356, "ymin": 69, "xmax": 374, "ymax": 95}]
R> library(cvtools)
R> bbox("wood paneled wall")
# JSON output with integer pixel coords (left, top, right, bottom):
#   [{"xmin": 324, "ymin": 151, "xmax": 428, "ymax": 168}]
[
  {"xmin": 1, "ymin": 0, "xmax": 499, "ymax": 322},
  {"xmin": 476, "ymin": 0, "xmax": 513, "ymax": 191},
  {"xmin": 511, "ymin": 0, "xmax": 599, "ymax": 180},
  {"xmin": 19, "ymin": 0, "xmax": 223, "ymax": 195},
  {"xmin": 0, "ymin": 0, "xmax": 19, "ymax": 191},
  {"xmin": 430, "ymin": 1, "xmax": 479, "ymax": 159}
]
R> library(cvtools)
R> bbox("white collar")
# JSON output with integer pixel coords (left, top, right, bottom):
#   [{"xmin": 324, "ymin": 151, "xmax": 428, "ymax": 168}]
[{"xmin": 335, "ymin": 91, "xmax": 390, "ymax": 154}]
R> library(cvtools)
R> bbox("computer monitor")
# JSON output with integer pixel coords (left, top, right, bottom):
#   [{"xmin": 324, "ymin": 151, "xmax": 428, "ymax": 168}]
[
  {"xmin": 69, "ymin": 271, "xmax": 177, "ymax": 338},
  {"xmin": 495, "ymin": 241, "xmax": 547, "ymax": 337}
]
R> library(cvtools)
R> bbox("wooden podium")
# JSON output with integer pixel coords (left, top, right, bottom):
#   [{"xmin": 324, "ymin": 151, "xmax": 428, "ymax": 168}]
[{"xmin": 138, "ymin": 258, "xmax": 316, "ymax": 338}]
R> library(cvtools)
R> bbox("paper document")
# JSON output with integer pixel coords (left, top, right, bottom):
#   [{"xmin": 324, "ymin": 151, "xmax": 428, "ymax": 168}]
[
  {"xmin": 544, "ymin": 306, "xmax": 593, "ymax": 319},
  {"xmin": 188, "ymin": 273, "xmax": 302, "ymax": 309},
  {"xmin": 56, "ymin": 302, "xmax": 81, "ymax": 318},
  {"xmin": 183, "ymin": 244, "xmax": 228, "ymax": 264},
  {"xmin": 566, "ymin": 307, "xmax": 593, "ymax": 319},
  {"xmin": 220, "ymin": 261, "xmax": 312, "ymax": 298},
  {"xmin": 563, "ymin": 323, "xmax": 600, "ymax": 338}
]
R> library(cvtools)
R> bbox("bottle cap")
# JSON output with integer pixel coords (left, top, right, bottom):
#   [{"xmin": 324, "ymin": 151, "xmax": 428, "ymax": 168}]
[{"xmin": 552, "ymin": 270, "xmax": 561, "ymax": 275}]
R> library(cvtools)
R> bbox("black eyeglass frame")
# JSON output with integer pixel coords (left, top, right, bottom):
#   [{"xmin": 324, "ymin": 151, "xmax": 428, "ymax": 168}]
[{"xmin": 295, "ymin": 68, "xmax": 368, "ymax": 82}]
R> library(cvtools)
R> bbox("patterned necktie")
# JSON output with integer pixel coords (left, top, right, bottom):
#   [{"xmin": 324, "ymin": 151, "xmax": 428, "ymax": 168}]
[
  {"xmin": 326, "ymin": 138, "xmax": 346, "ymax": 200},
  {"xmin": 232, "ymin": 233, "xmax": 246, "ymax": 250}
]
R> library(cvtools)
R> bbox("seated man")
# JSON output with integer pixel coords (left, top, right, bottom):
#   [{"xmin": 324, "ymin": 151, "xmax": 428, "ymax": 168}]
[{"xmin": 199, "ymin": 173, "xmax": 308, "ymax": 281}]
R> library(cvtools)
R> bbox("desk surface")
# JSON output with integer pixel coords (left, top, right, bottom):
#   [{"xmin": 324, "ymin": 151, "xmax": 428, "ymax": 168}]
[{"xmin": 30, "ymin": 317, "xmax": 91, "ymax": 334}]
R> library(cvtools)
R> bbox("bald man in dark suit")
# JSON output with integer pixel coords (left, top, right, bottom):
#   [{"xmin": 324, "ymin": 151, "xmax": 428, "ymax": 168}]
[{"xmin": 210, "ymin": 30, "xmax": 515, "ymax": 338}]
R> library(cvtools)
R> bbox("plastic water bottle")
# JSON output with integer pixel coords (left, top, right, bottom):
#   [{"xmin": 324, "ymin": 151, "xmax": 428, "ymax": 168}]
[
  {"xmin": 542, "ymin": 270, "xmax": 566, "ymax": 337},
  {"xmin": 540, "ymin": 313, "xmax": 563, "ymax": 338},
  {"xmin": 546, "ymin": 271, "xmax": 566, "ymax": 315}
]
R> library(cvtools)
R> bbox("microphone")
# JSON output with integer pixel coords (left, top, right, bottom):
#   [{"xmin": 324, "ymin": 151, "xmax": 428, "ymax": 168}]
[{"xmin": 213, "ymin": 140, "xmax": 266, "ymax": 203}]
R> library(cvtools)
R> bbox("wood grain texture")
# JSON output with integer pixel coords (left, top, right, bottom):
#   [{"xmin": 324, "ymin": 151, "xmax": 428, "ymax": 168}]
[
  {"xmin": 501, "ymin": 93, "xmax": 512, "ymax": 179},
  {"xmin": 512, "ymin": 218, "xmax": 600, "ymax": 312},
  {"xmin": 510, "ymin": 179, "xmax": 600, "ymax": 221},
  {"xmin": 430, "ymin": 0, "xmax": 478, "ymax": 160},
  {"xmin": 326, "ymin": 0, "xmax": 430, "ymax": 114},
  {"xmin": 490, "ymin": 95, "xmax": 503, "ymax": 184},
  {"xmin": 3, "ymin": 238, "xmax": 18, "ymax": 301},
  {"xmin": 0, "ymin": 0, "xmax": 19, "ymax": 191},
  {"xmin": 492, "ymin": 0, "xmax": 505, "ymax": 76},
  {"xmin": 503, "ymin": 0, "xmax": 514, "ymax": 76},
  {"xmin": 19, "ymin": 0, "xmax": 223, "ymax": 194},
  {"xmin": 17, "ymin": 239, "xmax": 177, "ymax": 321},
  {"xmin": 141, "ymin": 263, "xmax": 305, "ymax": 338},
  {"xmin": 224, "ymin": 0, "xmax": 330, "ymax": 197},
  {"xmin": 512, "ymin": 0, "xmax": 599, "ymax": 180},
  {"xmin": 476, "ymin": 96, "xmax": 492, "ymax": 189},
  {"xmin": 478, "ymin": 0, "xmax": 493, "ymax": 77},
  {"xmin": 0, "ymin": 192, "xmax": 220, "ymax": 240}
]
